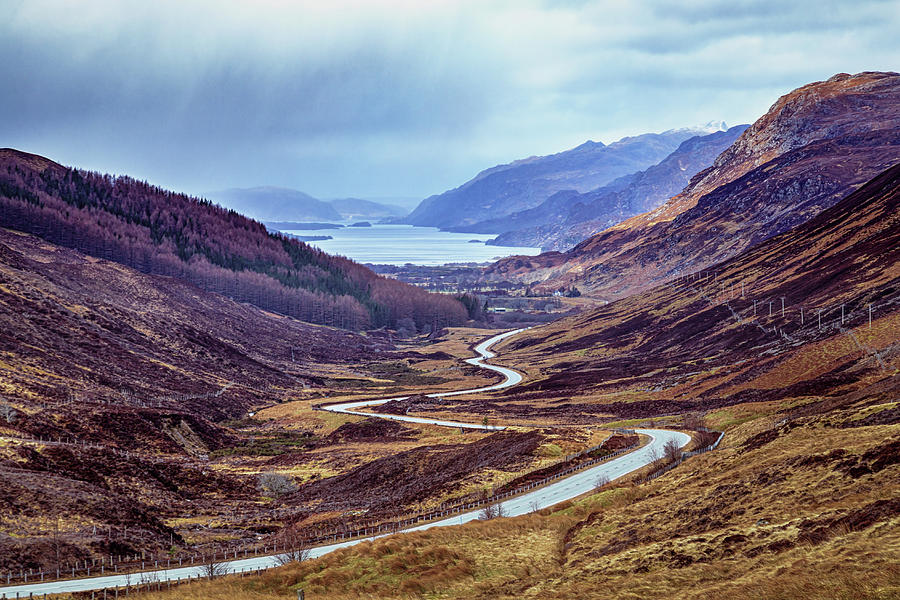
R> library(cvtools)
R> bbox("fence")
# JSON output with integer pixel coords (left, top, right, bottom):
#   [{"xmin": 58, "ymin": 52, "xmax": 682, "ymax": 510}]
[
  {"xmin": 0, "ymin": 438, "xmax": 640, "ymax": 587},
  {"xmin": 640, "ymin": 430, "xmax": 725, "ymax": 483},
  {"xmin": 671, "ymin": 270, "xmax": 897, "ymax": 371}
]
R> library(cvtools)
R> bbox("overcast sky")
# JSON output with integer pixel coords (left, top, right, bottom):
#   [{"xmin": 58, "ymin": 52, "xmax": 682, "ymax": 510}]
[{"xmin": 3, "ymin": 0, "xmax": 899, "ymax": 200}]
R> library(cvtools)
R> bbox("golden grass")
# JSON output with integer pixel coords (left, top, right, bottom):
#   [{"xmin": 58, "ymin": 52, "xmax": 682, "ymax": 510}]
[{"xmin": 99, "ymin": 404, "xmax": 899, "ymax": 600}]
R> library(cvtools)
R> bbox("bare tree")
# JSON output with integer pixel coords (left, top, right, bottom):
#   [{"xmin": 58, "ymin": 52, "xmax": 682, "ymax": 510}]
[
  {"xmin": 199, "ymin": 558, "xmax": 229, "ymax": 579},
  {"xmin": 258, "ymin": 472, "xmax": 298, "ymax": 498},
  {"xmin": 647, "ymin": 445, "xmax": 664, "ymax": 469},
  {"xmin": 594, "ymin": 473, "xmax": 610, "ymax": 491},
  {"xmin": 274, "ymin": 527, "xmax": 310, "ymax": 565},
  {"xmin": 663, "ymin": 438, "xmax": 683, "ymax": 464},
  {"xmin": 0, "ymin": 401, "xmax": 17, "ymax": 424},
  {"xmin": 682, "ymin": 412, "xmax": 705, "ymax": 430},
  {"xmin": 479, "ymin": 502, "xmax": 506, "ymax": 520},
  {"xmin": 528, "ymin": 500, "xmax": 541, "ymax": 514}
]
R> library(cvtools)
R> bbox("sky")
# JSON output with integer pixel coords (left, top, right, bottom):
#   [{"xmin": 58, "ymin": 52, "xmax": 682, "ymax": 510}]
[{"xmin": 3, "ymin": 0, "xmax": 899, "ymax": 201}]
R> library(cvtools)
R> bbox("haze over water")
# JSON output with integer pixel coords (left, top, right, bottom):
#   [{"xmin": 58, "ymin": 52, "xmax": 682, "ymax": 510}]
[{"xmin": 286, "ymin": 224, "xmax": 541, "ymax": 266}]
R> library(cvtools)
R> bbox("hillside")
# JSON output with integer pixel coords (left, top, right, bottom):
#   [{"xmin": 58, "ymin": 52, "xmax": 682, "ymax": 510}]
[
  {"xmin": 486, "ymin": 71, "xmax": 900, "ymax": 296},
  {"xmin": 0, "ymin": 149, "xmax": 467, "ymax": 331},
  {"xmin": 0, "ymin": 226, "xmax": 390, "ymax": 565},
  {"xmin": 404, "ymin": 127, "xmax": 719, "ymax": 230},
  {"xmin": 483, "ymin": 125, "xmax": 748, "ymax": 250}
]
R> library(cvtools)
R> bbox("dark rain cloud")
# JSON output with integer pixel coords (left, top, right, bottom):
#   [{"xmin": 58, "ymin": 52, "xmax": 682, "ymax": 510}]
[{"xmin": 2, "ymin": 0, "xmax": 898, "ymax": 199}]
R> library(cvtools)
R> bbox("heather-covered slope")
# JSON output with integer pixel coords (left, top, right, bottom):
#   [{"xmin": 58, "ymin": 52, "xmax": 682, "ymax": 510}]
[
  {"xmin": 493, "ymin": 160, "xmax": 900, "ymax": 413},
  {"xmin": 486, "ymin": 71, "xmax": 900, "ymax": 296},
  {"xmin": 0, "ymin": 149, "xmax": 467, "ymax": 330},
  {"xmin": 404, "ymin": 128, "xmax": 715, "ymax": 230},
  {"xmin": 484, "ymin": 125, "xmax": 748, "ymax": 250},
  {"xmin": 0, "ymin": 228, "xmax": 383, "ymax": 421},
  {"xmin": 0, "ymin": 228, "xmax": 391, "ymax": 567}
]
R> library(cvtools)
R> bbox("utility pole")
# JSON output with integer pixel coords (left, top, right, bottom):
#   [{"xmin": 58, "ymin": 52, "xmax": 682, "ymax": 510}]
[
  {"xmin": 841, "ymin": 304, "xmax": 845, "ymax": 325},
  {"xmin": 769, "ymin": 301, "xmax": 773, "ymax": 317},
  {"xmin": 869, "ymin": 303, "xmax": 873, "ymax": 329},
  {"xmin": 741, "ymin": 281, "xmax": 745, "ymax": 298},
  {"xmin": 781, "ymin": 297, "xmax": 785, "ymax": 317},
  {"xmin": 753, "ymin": 300, "xmax": 757, "ymax": 316},
  {"xmin": 801, "ymin": 307, "xmax": 804, "ymax": 325},
  {"xmin": 818, "ymin": 309, "xmax": 822, "ymax": 330}
]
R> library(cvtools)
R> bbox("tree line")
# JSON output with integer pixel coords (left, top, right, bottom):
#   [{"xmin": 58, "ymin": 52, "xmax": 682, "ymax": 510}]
[{"xmin": 0, "ymin": 154, "xmax": 467, "ymax": 331}]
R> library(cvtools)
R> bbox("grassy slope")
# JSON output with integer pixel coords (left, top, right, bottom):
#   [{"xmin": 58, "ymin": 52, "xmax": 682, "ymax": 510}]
[{"xmin": 127, "ymin": 410, "xmax": 899, "ymax": 599}]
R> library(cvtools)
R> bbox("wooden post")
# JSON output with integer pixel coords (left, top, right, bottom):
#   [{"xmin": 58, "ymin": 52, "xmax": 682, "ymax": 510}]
[
  {"xmin": 818, "ymin": 309, "xmax": 822, "ymax": 330},
  {"xmin": 781, "ymin": 297, "xmax": 785, "ymax": 317},
  {"xmin": 769, "ymin": 301, "xmax": 773, "ymax": 317},
  {"xmin": 801, "ymin": 307, "xmax": 804, "ymax": 325},
  {"xmin": 869, "ymin": 303, "xmax": 873, "ymax": 328},
  {"xmin": 841, "ymin": 304, "xmax": 845, "ymax": 325}
]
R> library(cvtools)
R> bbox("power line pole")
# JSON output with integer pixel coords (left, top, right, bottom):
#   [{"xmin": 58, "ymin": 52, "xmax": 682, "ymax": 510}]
[
  {"xmin": 781, "ymin": 297, "xmax": 785, "ymax": 318},
  {"xmin": 869, "ymin": 303, "xmax": 873, "ymax": 329},
  {"xmin": 841, "ymin": 304, "xmax": 845, "ymax": 325}
]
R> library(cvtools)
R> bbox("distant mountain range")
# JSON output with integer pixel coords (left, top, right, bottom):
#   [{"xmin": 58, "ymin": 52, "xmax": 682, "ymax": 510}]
[
  {"xmin": 485, "ymin": 71, "xmax": 900, "ymax": 297},
  {"xmin": 207, "ymin": 187, "xmax": 407, "ymax": 222},
  {"xmin": 403, "ymin": 125, "xmax": 729, "ymax": 230},
  {"xmin": 482, "ymin": 125, "xmax": 748, "ymax": 250}
]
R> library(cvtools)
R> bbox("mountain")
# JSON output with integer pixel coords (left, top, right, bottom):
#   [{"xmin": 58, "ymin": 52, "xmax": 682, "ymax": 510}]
[
  {"xmin": 497, "ymin": 159, "xmax": 900, "ymax": 404},
  {"xmin": 481, "ymin": 125, "xmax": 748, "ymax": 250},
  {"xmin": 328, "ymin": 197, "xmax": 408, "ymax": 220},
  {"xmin": 403, "ymin": 127, "xmax": 724, "ymax": 230},
  {"xmin": 0, "ymin": 149, "xmax": 467, "ymax": 331},
  {"xmin": 208, "ymin": 186, "xmax": 342, "ymax": 222},
  {"xmin": 486, "ymin": 71, "xmax": 900, "ymax": 296}
]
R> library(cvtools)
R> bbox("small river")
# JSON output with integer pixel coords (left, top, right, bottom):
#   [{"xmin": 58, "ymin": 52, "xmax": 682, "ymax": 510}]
[{"xmin": 282, "ymin": 223, "xmax": 541, "ymax": 266}]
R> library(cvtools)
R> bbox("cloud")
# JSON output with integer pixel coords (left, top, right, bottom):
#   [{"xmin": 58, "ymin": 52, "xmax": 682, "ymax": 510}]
[{"xmin": 1, "ymin": 0, "xmax": 898, "ymax": 198}]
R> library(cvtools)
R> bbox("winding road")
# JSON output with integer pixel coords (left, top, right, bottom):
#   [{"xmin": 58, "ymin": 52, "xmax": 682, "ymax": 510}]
[{"xmin": 0, "ymin": 329, "xmax": 689, "ymax": 598}]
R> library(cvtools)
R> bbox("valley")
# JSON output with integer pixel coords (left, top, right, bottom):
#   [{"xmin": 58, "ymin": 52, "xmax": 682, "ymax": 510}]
[{"xmin": 1, "ymin": 48, "xmax": 898, "ymax": 600}]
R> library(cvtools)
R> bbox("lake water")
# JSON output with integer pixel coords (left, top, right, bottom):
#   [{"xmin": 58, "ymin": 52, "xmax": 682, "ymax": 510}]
[{"xmin": 283, "ymin": 224, "xmax": 541, "ymax": 266}]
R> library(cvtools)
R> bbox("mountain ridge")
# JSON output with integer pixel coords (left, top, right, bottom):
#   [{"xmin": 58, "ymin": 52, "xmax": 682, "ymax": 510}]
[
  {"xmin": 485, "ymin": 71, "xmax": 900, "ymax": 297},
  {"xmin": 480, "ymin": 125, "xmax": 748, "ymax": 250},
  {"xmin": 403, "ymin": 127, "xmax": 721, "ymax": 230}
]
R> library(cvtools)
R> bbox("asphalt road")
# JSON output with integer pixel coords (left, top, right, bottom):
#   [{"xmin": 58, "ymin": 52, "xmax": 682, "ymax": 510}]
[
  {"xmin": 0, "ymin": 329, "xmax": 689, "ymax": 598},
  {"xmin": 320, "ymin": 328, "xmax": 526, "ymax": 429}
]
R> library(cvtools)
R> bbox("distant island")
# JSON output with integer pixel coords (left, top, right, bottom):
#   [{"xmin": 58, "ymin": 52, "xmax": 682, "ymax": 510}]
[
  {"xmin": 349, "ymin": 221, "xmax": 372, "ymax": 228},
  {"xmin": 284, "ymin": 234, "xmax": 333, "ymax": 242},
  {"xmin": 468, "ymin": 239, "xmax": 483, "ymax": 243},
  {"xmin": 265, "ymin": 221, "xmax": 344, "ymax": 230}
]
